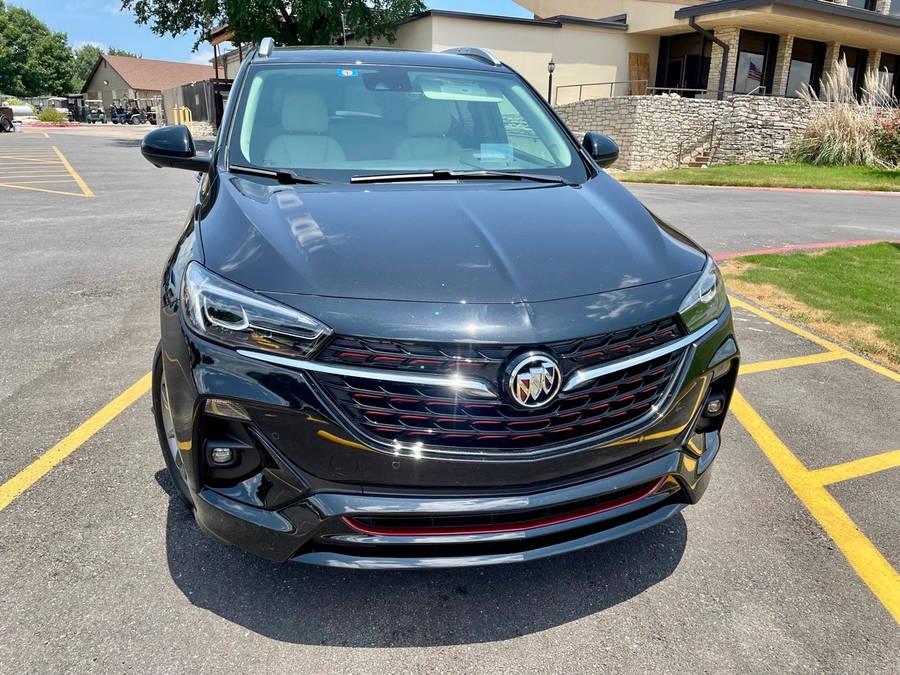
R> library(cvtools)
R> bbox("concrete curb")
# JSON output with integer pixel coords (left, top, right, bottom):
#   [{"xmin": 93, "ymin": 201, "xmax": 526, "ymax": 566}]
[
  {"xmin": 619, "ymin": 181, "xmax": 900, "ymax": 196},
  {"xmin": 714, "ymin": 239, "xmax": 900, "ymax": 260}
]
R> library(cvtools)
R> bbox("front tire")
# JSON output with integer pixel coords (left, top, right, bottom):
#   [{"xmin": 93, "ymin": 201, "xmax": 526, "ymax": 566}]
[{"xmin": 152, "ymin": 344, "xmax": 193, "ymax": 507}]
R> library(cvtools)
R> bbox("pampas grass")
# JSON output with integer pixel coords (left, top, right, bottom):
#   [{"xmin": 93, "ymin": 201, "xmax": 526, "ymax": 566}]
[{"xmin": 791, "ymin": 59, "xmax": 898, "ymax": 167}]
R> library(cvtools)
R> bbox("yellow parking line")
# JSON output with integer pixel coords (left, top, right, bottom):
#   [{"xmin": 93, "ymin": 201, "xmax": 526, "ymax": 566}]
[
  {"xmin": 729, "ymin": 296, "xmax": 900, "ymax": 383},
  {"xmin": 0, "ymin": 180, "xmax": 79, "ymax": 185},
  {"xmin": 730, "ymin": 390, "xmax": 900, "ymax": 623},
  {"xmin": 0, "ymin": 183, "xmax": 91, "ymax": 197},
  {"xmin": 809, "ymin": 449, "xmax": 900, "ymax": 486},
  {"xmin": 0, "ymin": 156, "xmax": 61, "ymax": 164},
  {"xmin": 0, "ymin": 173, "xmax": 73, "ymax": 177},
  {"xmin": 42, "ymin": 131, "xmax": 49, "ymax": 138},
  {"xmin": 52, "ymin": 146, "xmax": 94, "ymax": 198},
  {"xmin": 740, "ymin": 351, "xmax": 846, "ymax": 375},
  {"xmin": 0, "ymin": 373, "xmax": 152, "ymax": 512},
  {"xmin": 730, "ymin": 296, "xmax": 841, "ymax": 353},
  {"xmin": 840, "ymin": 352, "xmax": 900, "ymax": 384}
]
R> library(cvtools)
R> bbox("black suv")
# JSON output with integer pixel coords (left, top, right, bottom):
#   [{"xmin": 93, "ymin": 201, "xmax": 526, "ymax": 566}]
[{"xmin": 143, "ymin": 42, "xmax": 739, "ymax": 568}]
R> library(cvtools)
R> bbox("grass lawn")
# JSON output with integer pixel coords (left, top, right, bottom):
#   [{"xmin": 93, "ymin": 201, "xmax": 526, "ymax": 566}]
[
  {"xmin": 618, "ymin": 163, "xmax": 900, "ymax": 192},
  {"xmin": 722, "ymin": 242, "xmax": 900, "ymax": 369}
]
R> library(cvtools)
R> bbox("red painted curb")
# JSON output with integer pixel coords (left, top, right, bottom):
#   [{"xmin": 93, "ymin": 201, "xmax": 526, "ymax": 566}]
[
  {"xmin": 619, "ymin": 181, "xmax": 900, "ymax": 196},
  {"xmin": 714, "ymin": 239, "xmax": 900, "ymax": 260}
]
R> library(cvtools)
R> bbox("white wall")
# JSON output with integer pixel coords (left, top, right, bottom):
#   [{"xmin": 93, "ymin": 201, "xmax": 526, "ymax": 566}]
[
  {"xmin": 430, "ymin": 16, "xmax": 659, "ymax": 104},
  {"xmin": 514, "ymin": 0, "xmax": 696, "ymax": 34},
  {"xmin": 356, "ymin": 15, "xmax": 436, "ymax": 51}
]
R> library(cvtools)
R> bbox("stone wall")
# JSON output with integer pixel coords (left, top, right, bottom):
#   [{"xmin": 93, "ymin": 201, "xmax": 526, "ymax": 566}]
[{"xmin": 556, "ymin": 94, "xmax": 823, "ymax": 171}]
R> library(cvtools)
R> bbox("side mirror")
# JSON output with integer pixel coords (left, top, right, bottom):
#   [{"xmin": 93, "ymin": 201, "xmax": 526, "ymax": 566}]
[
  {"xmin": 582, "ymin": 132, "xmax": 619, "ymax": 168},
  {"xmin": 141, "ymin": 124, "xmax": 210, "ymax": 172}
]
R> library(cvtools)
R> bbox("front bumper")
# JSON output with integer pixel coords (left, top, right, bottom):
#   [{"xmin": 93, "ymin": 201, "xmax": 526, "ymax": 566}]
[
  {"xmin": 160, "ymin": 304, "xmax": 737, "ymax": 568},
  {"xmin": 192, "ymin": 432, "xmax": 720, "ymax": 568}
]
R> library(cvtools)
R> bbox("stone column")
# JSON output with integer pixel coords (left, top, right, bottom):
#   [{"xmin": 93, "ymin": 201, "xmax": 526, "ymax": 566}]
[
  {"xmin": 868, "ymin": 49, "xmax": 883, "ymax": 75},
  {"xmin": 771, "ymin": 35, "xmax": 795, "ymax": 96},
  {"xmin": 707, "ymin": 27, "xmax": 741, "ymax": 97},
  {"xmin": 867, "ymin": 49, "xmax": 884, "ymax": 95},
  {"xmin": 875, "ymin": 0, "xmax": 891, "ymax": 14},
  {"xmin": 823, "ymin": 41, "xmax": 841, "ymax": 83}
]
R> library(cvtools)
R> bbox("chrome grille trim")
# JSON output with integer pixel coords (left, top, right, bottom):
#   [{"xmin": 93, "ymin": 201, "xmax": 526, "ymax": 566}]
[
  {"xmin": 235, "ymin": 349, "xmax": 497, "ymax": 398},
  {"xmin": 563, "ymin": 320, "xmax": 718, "ymax": 392},
  {"xmin": 237, "ymin": 320, "xmax": 716, "ymax": 408}
]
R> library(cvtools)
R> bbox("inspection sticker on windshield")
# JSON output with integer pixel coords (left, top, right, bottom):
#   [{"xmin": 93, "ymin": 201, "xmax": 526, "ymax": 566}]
[{"xmin": 337, "ymin": 68, "xmax": 358, "ymax": 77}]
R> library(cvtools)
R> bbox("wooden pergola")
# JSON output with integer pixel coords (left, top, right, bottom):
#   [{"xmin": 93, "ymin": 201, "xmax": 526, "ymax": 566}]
[{"xmin": 207, "ymin": 24, "xmax": 245, "ymax": 80}]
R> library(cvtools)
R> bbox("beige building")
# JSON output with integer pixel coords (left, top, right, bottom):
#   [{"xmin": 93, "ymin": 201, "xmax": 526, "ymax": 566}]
[
  {"xmin": 361, "ymin": 2, "xmax": 900, "ymax": 104},
  {"xmin": 82, "ymin": 55, "xmax": 215, "ymax": 109}
]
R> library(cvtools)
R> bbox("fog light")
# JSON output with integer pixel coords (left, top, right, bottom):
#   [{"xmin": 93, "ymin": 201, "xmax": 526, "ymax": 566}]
[
  {"xmin": 210, "ymin": 447, "xmax": 234, "ymax": 464},
  {"xmin": 705, "ymin": 398, "xmax": 724, "ymax": 416}
]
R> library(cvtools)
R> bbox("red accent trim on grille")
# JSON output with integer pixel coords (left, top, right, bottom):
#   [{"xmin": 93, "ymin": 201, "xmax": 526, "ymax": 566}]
[{"xmin": 341, "ymin": 477, "xmax": 666, "ymax": 537}]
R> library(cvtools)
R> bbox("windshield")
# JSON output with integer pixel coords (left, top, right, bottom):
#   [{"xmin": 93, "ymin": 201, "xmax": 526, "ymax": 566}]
[{"xmin": 226, "ymin": 63, "xmax": 589, "ymax": 183}]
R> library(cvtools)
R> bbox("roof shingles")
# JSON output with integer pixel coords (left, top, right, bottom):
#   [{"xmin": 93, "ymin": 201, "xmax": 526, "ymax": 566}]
[{"xmin": 101, "ymin": 55, "xmax": 215, "ymax": 92}]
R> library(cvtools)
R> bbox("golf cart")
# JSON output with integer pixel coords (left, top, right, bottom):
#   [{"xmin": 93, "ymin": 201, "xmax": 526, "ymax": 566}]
[
  {"xmin": 84, "ymin": 99, "xmax": 105, "ymax": 123},
  {"xmin": 87, "ymin": 108, "xmax": 106, "ymax": 123},
  {"xmin": 110, "ymin": 98, "xmax": 149, "ymax": 124},
  {"xmin": 45, "ymin": 96, "xmax": 73, "ymax": 121}
]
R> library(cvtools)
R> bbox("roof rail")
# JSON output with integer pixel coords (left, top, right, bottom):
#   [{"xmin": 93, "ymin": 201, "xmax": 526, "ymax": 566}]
[
  {"xmin": 441, "ymin": 47, "xmax": 502, "ymax": 67},
  {"xmin": 258, "ymin": 37, "xmax": 274, "ymax": 58}
]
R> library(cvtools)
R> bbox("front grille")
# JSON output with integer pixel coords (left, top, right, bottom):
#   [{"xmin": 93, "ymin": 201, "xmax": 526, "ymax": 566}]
[
  {"xmin": 318, "ymin": 316, "xmax": 682, "ymax": 379},
  {"xmin": 344, "ymin": 478, "xmax": 665, "ymax": 536},
  {"xmin": 310, "ymin": 317, "xmax": 686, "ymax": 453}
]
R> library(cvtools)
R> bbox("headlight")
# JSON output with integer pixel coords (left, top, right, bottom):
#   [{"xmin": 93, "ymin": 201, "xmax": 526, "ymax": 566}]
[
  {"xmin": 181, "ymin": 262, "xmax": 332, "ymax": 359},
  {"xmin": 679, "ymin": 257, "xmax": 726, "ymax": 332}
]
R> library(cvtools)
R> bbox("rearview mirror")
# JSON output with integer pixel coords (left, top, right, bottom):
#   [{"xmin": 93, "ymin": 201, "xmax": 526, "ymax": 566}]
[
  {"xmin": 141, "ymin": 124, "xmax": 210, "ymax": 172},
  {"xmin": 582, "ymin": 132, "xmax": 619, "ymax": 168}
]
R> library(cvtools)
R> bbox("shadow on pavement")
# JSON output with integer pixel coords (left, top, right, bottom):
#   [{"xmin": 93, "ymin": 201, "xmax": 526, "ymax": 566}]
[
  {"xmin": 157, "ymin": 469, "xmax": 686, "ymax": 647},
  {"xmin": 106, "ymin": 138, "xmax": 214, "ymax": 152}
]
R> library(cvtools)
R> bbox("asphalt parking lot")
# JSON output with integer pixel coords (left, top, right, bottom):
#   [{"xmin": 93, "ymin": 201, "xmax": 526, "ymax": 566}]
[{"xmin": 1, "ymin": 125, "xmax": 898, "ymax": 672}]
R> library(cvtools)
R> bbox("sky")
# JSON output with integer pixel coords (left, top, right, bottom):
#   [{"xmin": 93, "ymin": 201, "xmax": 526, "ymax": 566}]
[{"xmin": 10, "ymin": 1, "xmax": 532, "ymax": 65}]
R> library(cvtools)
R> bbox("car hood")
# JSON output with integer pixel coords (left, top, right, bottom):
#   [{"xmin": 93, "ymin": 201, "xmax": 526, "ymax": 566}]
[{"xmin": 200, "ymin": 172, "xmax": 705, "ymax": 304}]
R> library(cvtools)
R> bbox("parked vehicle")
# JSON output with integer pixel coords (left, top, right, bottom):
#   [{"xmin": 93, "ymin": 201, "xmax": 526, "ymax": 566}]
[
  {"xmin": 128, "ymin": 107, "xmax": 147, "ymax": 124},
  {"xmin": 142, "ymin": 44, "xmax": 739, "ymax": 569},
  {"xmin": 0, "ymin": 105, "xmax": 13, "ymax": 132},
  {"xmin": 86, "ymin": 108, "xmax": 106, "ymax": 124}
]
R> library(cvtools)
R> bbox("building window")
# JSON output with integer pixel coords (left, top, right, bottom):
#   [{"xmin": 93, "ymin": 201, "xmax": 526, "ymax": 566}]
[
  {"xmin": 840, "ymin": 46, "xmax": 869, "ymax": 98},
  {"xmin": 734, "ymin": 30, "xmax": 778, "ymax": 94},
  {"xmin": 655, "ymin": 33, "xmax": 711, "ymax": 97},
  {"xmin": 846, "ymin": 0, "xmax": 876, "ymax": 9},
  {"xmin": 879, "ymin": 53, "xmax": 900, "ymax": 101},
  {"xmin": 786, "ymin": 39, "xmax": 826, "ymax": 97}
]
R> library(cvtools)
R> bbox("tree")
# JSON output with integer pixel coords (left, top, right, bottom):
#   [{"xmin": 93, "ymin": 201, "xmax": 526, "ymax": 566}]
[
  {"xmin": 122, "ymin": 0, "xmax": 425, "ymax": 50},
  {"xmin": 108, "ymin": 46, "xmax": 141, "ymax": 58},
  {"xmin": 72, "ymin": 43, "xmax": 103, "ymax": 92},
  {"xmin": 0, "ymin": 1, "xmax": 73, "ymax": 96}
]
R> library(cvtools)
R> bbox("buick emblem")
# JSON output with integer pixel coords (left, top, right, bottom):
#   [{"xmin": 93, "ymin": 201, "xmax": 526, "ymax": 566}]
[{"xmin": 506, "ymin": 353, "xmax": 562, "ymax": 409}]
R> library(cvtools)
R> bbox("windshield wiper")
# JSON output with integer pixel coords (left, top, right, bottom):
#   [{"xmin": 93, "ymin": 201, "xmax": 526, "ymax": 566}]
[
  {"xmin": 229, "ymin": 164, "xmax": 327, "ymax": 185},
  {"xmin": 350, "ymin": 169, "xmax": 572, "ymax": 185}
]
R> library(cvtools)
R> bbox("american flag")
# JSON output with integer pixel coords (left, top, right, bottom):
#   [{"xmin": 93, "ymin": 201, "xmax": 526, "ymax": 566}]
[{"xmin": 748, "ymin": 60, "xmax": 763, "ymax": 82}]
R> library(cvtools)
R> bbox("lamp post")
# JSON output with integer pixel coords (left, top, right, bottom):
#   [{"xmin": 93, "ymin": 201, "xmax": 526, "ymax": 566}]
[{"xmin": 547, "ymin": 56, "xmax": 556, "ymax": 104}]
